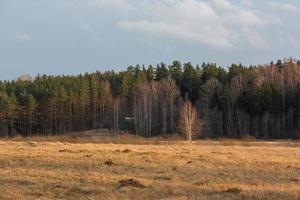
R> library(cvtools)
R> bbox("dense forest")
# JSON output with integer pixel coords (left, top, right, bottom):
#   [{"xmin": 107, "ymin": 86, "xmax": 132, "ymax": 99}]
[{"xmin": 1, "ymin": 58, "xmax": 300, "ymax": 139}]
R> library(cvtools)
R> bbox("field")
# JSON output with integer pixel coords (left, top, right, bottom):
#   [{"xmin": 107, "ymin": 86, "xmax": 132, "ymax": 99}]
[{"xmin": 0, "ymin": 133, "xmax": 299, "ymax": 200}]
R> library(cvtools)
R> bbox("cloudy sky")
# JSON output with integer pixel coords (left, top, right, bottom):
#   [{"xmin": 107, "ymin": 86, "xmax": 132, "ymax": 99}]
[{"xmin": 0, "ymin": 0, "xmax": 299, "ymax": 80}]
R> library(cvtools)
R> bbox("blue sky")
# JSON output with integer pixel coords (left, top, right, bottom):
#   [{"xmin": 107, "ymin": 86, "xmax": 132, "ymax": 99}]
[{"xmin": 0, "ymin": 0, "xmax": 299, "ymax": 80}]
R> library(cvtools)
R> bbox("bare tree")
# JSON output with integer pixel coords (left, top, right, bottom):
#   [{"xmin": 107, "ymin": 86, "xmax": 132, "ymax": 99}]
[
  {"xmin": 113, "ymin": 97, "xmax": 120, "ymax": 136},
  {"xmin": 179, "ymin": 99, "xmax": 201, "ymax": 141},
  {"xmin": 160, "ymin": 79, "xmax": 180, "ymax": 134},
  {"xmin": 134, "ymin": 81, "xmax": 158, "ymax": 137},
  {"xmin": 230, "ymin": 75, "xmax": 244, "ymax": 137}
]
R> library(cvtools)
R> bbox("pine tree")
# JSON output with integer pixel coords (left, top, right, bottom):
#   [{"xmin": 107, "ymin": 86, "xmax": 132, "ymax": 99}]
[
  {"xmin": 6, "ymin": 93, "xmax": 19, "ymax": 137},
  {"xmin": 20, "ymin": 92, "xmax": 38, "ymax": 136}
]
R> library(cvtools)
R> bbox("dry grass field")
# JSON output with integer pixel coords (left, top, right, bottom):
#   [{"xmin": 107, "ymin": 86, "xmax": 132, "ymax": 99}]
[{"xmin": 0, "ymin": 133, "xmax": 299, "ymax": 200}]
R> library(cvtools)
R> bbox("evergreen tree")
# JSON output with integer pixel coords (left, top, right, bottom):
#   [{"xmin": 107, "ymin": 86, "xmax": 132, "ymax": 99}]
[{"xmin": 155, "ymin": 63, "xmax": 169, "ymax": 80}]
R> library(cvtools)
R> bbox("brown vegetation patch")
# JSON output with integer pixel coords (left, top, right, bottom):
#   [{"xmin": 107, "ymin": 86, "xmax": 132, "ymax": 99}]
[
  {"xmin": 54, "ymin": 183, "xmax": 67, "ymax": 189},
  {"xmin": 224, "ymin": 188, "xmax": 242, "ymax": 194},
  {"xmin": 290, "ymin": 178, "xmax": 299, "ymax": 182},
  {"xmin": 117, "ymin": 178, "xmax": 146, "ymax": 189},
  {"xmin": 14, "ymin": 179, "xmax": 35, "ymax": 186},
  {"xmin": 104, "ymin": 160, "xmax": 113, "ymax": 166},
  {"xmin": 27, "ymin": 142, "xmax": 38, "ymax": 147},
  {"xmin": 211, "ymin": 151, "xmax": 233, "ymax": 155},
  {"xmin": 193, "ymin": 181, "xmax": 207, "ymax": 186},
  {"xmin": 153, "ymin": 176, "xmax": 172, "ymax": 181},
  {"xmin": 0, "ymin": 139, "xmax": 299, "ymax": 199},
  {"xmin": 59, "ymin": 149, "xmax": 73, "ymax": 153},
  {"xmin": 122, "ymin": 149, "xmax": 132, "ymax": 153}
]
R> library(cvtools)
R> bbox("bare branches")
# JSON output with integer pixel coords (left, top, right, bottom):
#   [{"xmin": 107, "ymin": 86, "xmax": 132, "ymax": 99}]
[{"xmin": 179, "ymin": 99, "xmax": 201, "ymax": 141}]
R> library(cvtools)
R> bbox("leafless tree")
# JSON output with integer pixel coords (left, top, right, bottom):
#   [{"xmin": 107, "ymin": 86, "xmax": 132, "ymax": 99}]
[
  {"xmin": 230, "ymin": 74, "xmax": 245, "ymax": 137},
  {"xmin": 134, "ymin": 81, "xmax": 159, "ymax": 137},
  {"xmin": 113, "ymin": 97, "xmax": 120, "ymax": 136},
  {"xmin": 160, "ymin": 79, "xmax": 180, "ymax": 134},
  {"xmin": 179, "ymin": 99, "xmax": 201, "ymax": 141}
]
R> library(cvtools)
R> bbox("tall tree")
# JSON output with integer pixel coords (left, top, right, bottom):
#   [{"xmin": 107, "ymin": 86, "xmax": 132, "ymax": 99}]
[
  {"xmin": 155, "ymin": 63, "xmax": 169, "ymax": 80},
  {"xmin": 20, "ymin": 92, "xmax": 38, "ymax": 136},
  {"xmin": 179, "ymin": 99, "xmax": 201, "ymax": 141},
  {"xmin": 6, "ymin": 93, "xmax": 19, "ymax": 137}
]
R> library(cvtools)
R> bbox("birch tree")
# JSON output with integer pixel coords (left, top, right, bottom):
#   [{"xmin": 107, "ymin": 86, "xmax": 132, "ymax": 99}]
[{"xmin": 179, "ymin": 99, "xmax": 201, "ymax": 141}]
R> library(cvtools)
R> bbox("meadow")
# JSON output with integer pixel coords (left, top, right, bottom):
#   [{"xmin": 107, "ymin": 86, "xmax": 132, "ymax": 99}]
[{"xmin": 0, "ymin": 133, "xmax": 299, "ymax": 200}]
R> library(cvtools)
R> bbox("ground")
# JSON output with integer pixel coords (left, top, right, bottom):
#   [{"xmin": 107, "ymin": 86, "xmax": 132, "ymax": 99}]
[{"xmin": 0, "ymin": 132, "xmax": 299, "ymax": 200}]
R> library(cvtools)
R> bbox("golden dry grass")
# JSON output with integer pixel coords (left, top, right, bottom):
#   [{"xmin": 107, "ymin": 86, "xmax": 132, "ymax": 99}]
[{"xmin": 0, "ymin": 134, "xmax": 299, "ymax": 199}]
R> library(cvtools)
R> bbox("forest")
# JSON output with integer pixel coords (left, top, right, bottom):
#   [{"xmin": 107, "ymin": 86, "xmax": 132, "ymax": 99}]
[{"xmin": 1, "ymin": 58, "xmax": 300, "ymax": 139}]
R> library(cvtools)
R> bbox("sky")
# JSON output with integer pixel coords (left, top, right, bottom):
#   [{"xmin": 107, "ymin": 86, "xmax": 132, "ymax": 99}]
[{"xmin": 0, "ymin": 0, "xmax": 300, "ymax": 80}]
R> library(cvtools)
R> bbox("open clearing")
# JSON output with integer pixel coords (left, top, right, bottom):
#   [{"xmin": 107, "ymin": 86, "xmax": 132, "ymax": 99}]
[{"xmin": 0, "ymin": 134, "xmax": 299, "ymax": 200}]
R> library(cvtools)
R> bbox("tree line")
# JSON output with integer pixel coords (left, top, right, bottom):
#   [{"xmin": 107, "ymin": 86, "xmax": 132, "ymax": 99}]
[{"xmin": 1, "ymin": 58, "xmax": 300, "ymax": 139}]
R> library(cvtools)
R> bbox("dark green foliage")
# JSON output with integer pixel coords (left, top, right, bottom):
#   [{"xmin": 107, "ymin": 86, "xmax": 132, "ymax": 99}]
[
  {"xmin": 155, "ymin": 63, "xmax": 169, "ymax": 80},
  {"xmin": 0, "ymin": 59, "xmax": 300, "ymax": 139}
]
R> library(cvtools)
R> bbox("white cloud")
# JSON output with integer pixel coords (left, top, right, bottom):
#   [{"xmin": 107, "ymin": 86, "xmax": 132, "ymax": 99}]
[
  {"xmin": 16, "ymin": 33, "xmax": 31, "ymax": 41},
  {"xmin": 119, "ymin": 0, "xmax": 233, "ymax": 49},
  {"xmin": 268, "ymin": 2, "xmax": 298, "ymax": 12},
  {"xmin": 242, "ymin": 27, "xmax": 265, "ymax": 48},
  {"xmin": 240, "ymin": 0, "xmax": 254, "ymax": 7},
  {"xmin": 117, "ymin": 0, "xmax": 266, "ymax": 50},
  {"xmin": 225, "ymin": 10, "xmax": 264, "ymax": 27},
  {"xmin": 119, "ymin": 19, "xmax": 233, "ymax": 49},
  {"xmin": 212, "ymin": 0, "xmax": 237, "ymax": 11}
]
